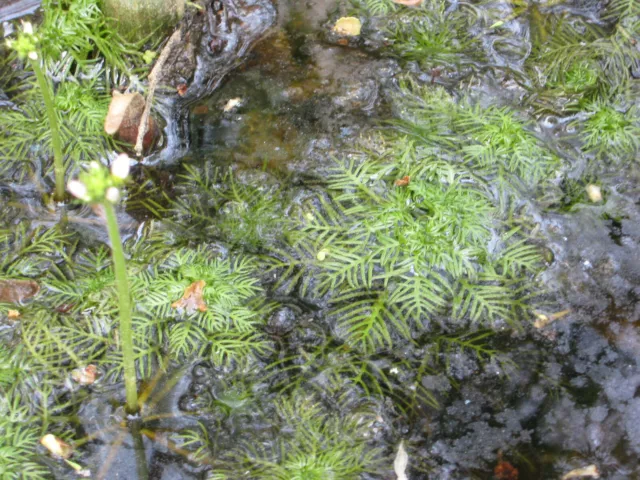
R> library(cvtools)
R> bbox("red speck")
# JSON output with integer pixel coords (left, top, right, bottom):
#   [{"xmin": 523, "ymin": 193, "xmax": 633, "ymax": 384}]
[
  {"xmin": 494, "ymin": 460, "xmax": 519, "ymax": 480},
  {"xmin": 394, "ymin": 175, "xmax": 411, "ymax": 187},
  {"xmin": 177, "ymin": 83, "xmax": 188, "ymax": 96}
]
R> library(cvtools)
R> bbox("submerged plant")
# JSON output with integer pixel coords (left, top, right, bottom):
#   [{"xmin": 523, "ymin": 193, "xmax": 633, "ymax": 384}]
[{"xmin": 574, "ymin": 100, "xmax": 639, "ymax": 161}]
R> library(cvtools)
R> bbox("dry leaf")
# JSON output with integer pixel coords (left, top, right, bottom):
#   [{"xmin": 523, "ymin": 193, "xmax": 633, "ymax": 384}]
[
  {"xmin": 392, "ymin": 0, "xmax": 424, "ymax": 5},
  {"xmin": 333, "ymin": 17, "xmax": 361, "ymax": 36},
  {"xmin": 561, "ymin": 464, "xmax": 600, "ymax": 480},
  {"xmin": 0, "ymin": 279, "xmax": 39, "ymax": 303},
  {"xmin": 171, "ymin": 280, "xmax": 207, "ymax": 313},
  {"xmin": 394, "ymin": 441, "xmax": 409, "ymax": 480},
  {"xmin": 177, "ymin": 83, "xmax": 188, "ymax": 96},
  {"xmin": 7, "ymin": 309, "xmax": 20, "ymax": 319},
  {"xmin": 494, "ymin": 460, "xmax": 519, "ymax": 480},
  {"xmin": 394, "ymin": 176, "xmax": 411, "ymax": 187},
  {"xmin": 223, "ymin": 97, "xmax": 243, "ymax": 112},
  {"xmin": 534, "ymin": 309, "xmax": 570, "ymax": 328},
  {"xmin": 104, "ymin": 91, "xmax": 158, "ymax": 152},
  {"xmin": 586, "ymin": 185, "xmax": 602, "ymax": 203},
  {"xmin": 40, "ymin": 434, "xmax": 73, "ymax": 459},
  {"xmin": 71, "ymin": 365, "xmax": 99, "ymax": 385}
]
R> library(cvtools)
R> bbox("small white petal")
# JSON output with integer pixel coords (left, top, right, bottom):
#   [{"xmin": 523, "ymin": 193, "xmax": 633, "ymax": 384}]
[
  {"xmin": 28, "ymin": 51, "xmax": 38, "ymax": 60},
  {"xmin": 89, "ymin": 161, "xmax": 101, "ymax": 170},
  {"xmin": 22, "ymin": 22, "xmax": 34, "ymax": 35},
  {"xmin": 67, "ymin": 180, "xmax": 88, "ymax": 200},
  {"xmin": 105, "ymin": 187, "xmax": 120, "ymax": 203},
  {"xmin": 111, "ymin": 154, "xmax": 130, "ymax": 179}
]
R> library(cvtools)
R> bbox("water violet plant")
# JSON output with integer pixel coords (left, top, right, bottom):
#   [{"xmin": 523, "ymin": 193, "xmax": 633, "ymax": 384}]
[{"xmin": 66, "ymin": 154, "xmax": 138, "ymax": 412}]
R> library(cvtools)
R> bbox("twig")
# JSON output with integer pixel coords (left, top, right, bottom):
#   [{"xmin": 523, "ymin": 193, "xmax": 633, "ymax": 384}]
[{"xmin": 134, "ymin": 29, "xmax": 182, "ymax": 157}]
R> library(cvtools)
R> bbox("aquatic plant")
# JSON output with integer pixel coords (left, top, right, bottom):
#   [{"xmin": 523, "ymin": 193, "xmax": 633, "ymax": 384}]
[{"xmin": 574, "ymin": 100, "xmax": 639, "ymax": 162}]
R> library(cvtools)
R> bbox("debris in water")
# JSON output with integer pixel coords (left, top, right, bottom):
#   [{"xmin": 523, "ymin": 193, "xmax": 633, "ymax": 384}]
[
  {"xmin": 7, "ymin": 309, "xmax": 20, "ymax": 319},
  {"xmin": 104, "ymin": 92, "xmax": 158, "ymax": 153},
  {"xmin": 0, "ymin": 279, "xmax": 39, "ymax": 303},
  {"xmin": 586, "ymin": 185, "xmax": 602, "ymax": 203},
  {"xmin": 71, "ymin": 365, "xmax": 99, "ymax": 385},
  {"xmin": 171, "ymin": 280, "xmax": 208, "ymax": 313},
  {"xmin": 177, "ymin": 83, "xmax": 188, "ymax": 96},
  {"xmin": 40, "ymin": 434, "xmax": 73, "ymax": 459},
  {"xmin": 533, "ymin": 309, "xmax": 571, "ymax": 328},
  {"xmin": 223, "ymin": 97, "xmax": 243, "ymax": 112},
  {"xmin": 333, "ymin": 17, "xmax": 362, "ymax": 36},
  {"xmin": 494, "ymin": 459, "xmax": 519, "ymax": 480},
  {"xmin": 394, "ymin": 441, "xmax": 409, "ymax": 480},
  {"xmin": 394, "ymin": 176, "xmax": 411, "ymax": 187},
  {"xmin": 392, "ymin": 0, "xmax": 424, "ymax": 5},
  {"xmin": 561, "ymin": 464, "xmax": 600, "ymax": 479}
]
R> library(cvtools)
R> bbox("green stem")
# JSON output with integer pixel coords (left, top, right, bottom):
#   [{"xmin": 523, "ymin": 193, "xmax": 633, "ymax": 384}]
[
  {"xmin": 103, "ymin": 201, "xmax": 139, "ymax": 413},
  {"xmin": 29, "ymin": 56, "xmax": 65, "ymax": 201}
]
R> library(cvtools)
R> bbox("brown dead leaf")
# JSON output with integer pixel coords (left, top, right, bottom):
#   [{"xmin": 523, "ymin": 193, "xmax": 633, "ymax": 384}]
[
  {"xmin": 394, "ymin": 176, "xmax": 411, "ymax": 187},
  {"xmin": 177, "ymin": 83, "xmax": 188, "ymax": 96},
  {"xmin": 392, "ymin": 0, "xmax": 424, "ymax": 5},
  {"xmin": 171, "ymin": 280, "xmax": 207, "ymax": 313},
  {"xmin": 0, "ymin": 279, "xmax": 39, "ymax": 303},
  {"xmin": 104, "ymin": 91, "xmax": 158, "ymax": 152},
  {"xmin": 71, "ymin": 365, "xmax": 99, "ymax": 385},
  {"xmin": 494, "ymin": 460, "xmax": 519, "ymax": 480},
  {"xmin": 40, "ymin": 434, "xmax": 73, "ymax": 459}
]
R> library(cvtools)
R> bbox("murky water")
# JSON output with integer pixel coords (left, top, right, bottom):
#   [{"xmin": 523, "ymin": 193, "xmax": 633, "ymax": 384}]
[{"xmin": 2, "ymin": 0, "xmax": 640, "ymax": 478}]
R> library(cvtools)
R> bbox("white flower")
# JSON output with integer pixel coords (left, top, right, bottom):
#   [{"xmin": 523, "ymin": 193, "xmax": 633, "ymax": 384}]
[
  {"xmin": 67, "ymin": 180, "xmax": 89, "ymax": 201},
  {"xmin": 22, "ymin": 21, "xmax": 34, "ymax": 35},
  {"xmin": 105, "ymin": 187, "xmax": 120, "ymax": 203},
  {"xmin": 111, "ymin": 154, "xmax": 130, "ymax": 179},
  {"xmin": 89, "ymin": 161, "xmax": 101, "ymax": 170},
  {"xmin": 28, "ymin": 51, "xmax": 38, "ymax": 60}
]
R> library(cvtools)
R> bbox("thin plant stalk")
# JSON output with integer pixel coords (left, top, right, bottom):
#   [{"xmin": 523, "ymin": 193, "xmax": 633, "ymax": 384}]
[
  {"xmin": 103, "ymin": 201, "xmax": 139, "ymax": 413},
  {"xmin": 29, "ymin": 57, "xmax": 65, "ymax": 201}
]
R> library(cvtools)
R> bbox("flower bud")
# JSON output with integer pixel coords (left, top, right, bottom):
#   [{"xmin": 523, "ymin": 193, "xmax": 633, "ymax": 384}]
[
  {"xmin": 111, "ymin": 154, "xmax": 130, "ymax": 179},
  {"xmin": 67, "ymin": 180, "xmax": 89, "ymax": 201},
  {"xmin": 105, "ymin": 187, "xmax": 120, "ymax": 203}
]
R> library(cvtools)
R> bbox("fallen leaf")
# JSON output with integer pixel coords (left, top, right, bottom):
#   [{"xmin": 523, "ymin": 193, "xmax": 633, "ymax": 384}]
[
  {"xmin": 494, "ymin": 459, "xmax": 519, "ymax": 480},
  {"xmin": 71, "ymin": 365, "xmax": 99, "ymax": 385},
  {"xmin": 0, "ymin": 279, "xmax": 39, "ymax": 303},
  {"xmin": 392, "ymin": 0, "xmax": 424, "ymax": 5},
  {"xmin": 534, "ymin": 309, "xmax": 571, "ymax": 329},
  {"xmin": 333, "ymin": 17, "xmax": 361, "ymax": 36},
  {"xmin": 394, "ymin": 176, "xmax": 411, "ymax": 187},
  {"xmin": 104, "ymin": 91, "xmax": 158, "ymax": 152},
  {"xmin": 192, "ymin": 105, "xmax": 209, "ymax": 115},
  {"xmin": 561, "ymin": 464, "xmax": 600, "ymax": 480},
  {"xmin": 223, "ymin": 97, "xmax": 243, "ymax": 112},
  {"xmin": 40, "ymin": 434, "xmax": 73, "ymax": 459},
  {"xmin": 171, "ymin": 280, "xmax": 207, "ymax": 313},
  {"xmin": 394, "ymin": 441, "xmax": 409, "ymax": 480},
  {"xmin": 586, "ymin": 184, "xmax": 602, "ymax": 203},
  {"xmin": 177, "ymin": 83, "xmax": 188, "ymax": 96},
  {"xmin": 7, "ymin": 309, "xmax": 20, "ymax": 319}
]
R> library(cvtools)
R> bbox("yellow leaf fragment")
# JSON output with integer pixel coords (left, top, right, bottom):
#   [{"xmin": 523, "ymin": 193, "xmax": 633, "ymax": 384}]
[
  {"xmin": 7, "ymin": 309, "xmax": 20, "ymax": 319},
  {"xmin": 392, "ymin": 0, "xmax": 424, "ymax": 5},
  {"xmin": 223, "ymin": 97, "xmax": 243, "ymax": 112},
  {"xmin": 333, "ymin": 17, "xmax": 361, "ymax": 36},
  {"xmin": 171, "ymin": 280, "xmax": 208, "ymax": 313},
  {"xmin": 71, "ymin": 365, "xmax": 99, "ymax": 385},
  {"xmin": 586, "ymin": 184, "xmax": 602, "ymax": 203},
  {"xmin": 40, "ymin": 434, "xmax": 73, "ymax": 459},
  {"xmin": 561, "ymin": 464, "xmax": 600, "ymax": 480},
  {"xmin": 534, "ymin": 309, "xmax": 570, "ymax": 328},
  {"xmin": 394, "ymin": 441, "xmax": 409, "ymax": 480}
]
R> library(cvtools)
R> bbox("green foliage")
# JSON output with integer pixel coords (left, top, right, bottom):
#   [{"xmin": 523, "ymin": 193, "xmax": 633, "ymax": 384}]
[
  {"xmin": 388, "ymin": 2, "xmax": 481, "ymax": 67},
  {"xmin": 169, "ymin": 165, "xmax": 286, "ymax": 251},
  {"xmin": 573, "ymin": 100, "xmax": 639, "ymax": 161},
  {"xmin": 0, "ymin": 395, "xmax": 48, "ymax": 480},
  {"xmin": 350, "ymin": 0, "xmax": 399, "ymax": 16}
]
